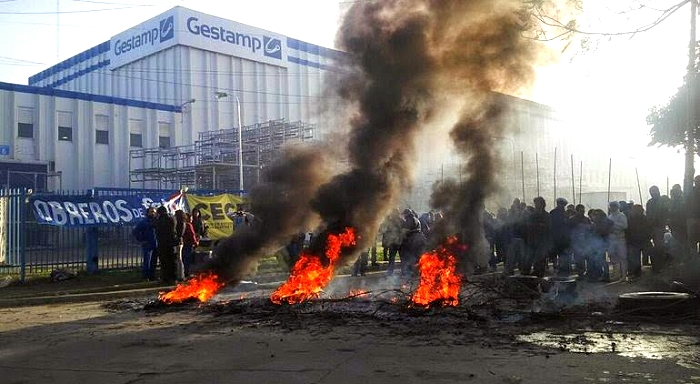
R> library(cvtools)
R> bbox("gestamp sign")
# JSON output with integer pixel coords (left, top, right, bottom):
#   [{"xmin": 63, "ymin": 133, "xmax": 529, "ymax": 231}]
[{"xmin": 109, "ymin": 6, "xmax": 287, "ymax": 69}]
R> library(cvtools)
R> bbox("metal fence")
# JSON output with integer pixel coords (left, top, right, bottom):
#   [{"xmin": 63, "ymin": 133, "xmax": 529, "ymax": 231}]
[{"xmin": 0, "ymin": 187, "xmax": 206, "ymax": 282}]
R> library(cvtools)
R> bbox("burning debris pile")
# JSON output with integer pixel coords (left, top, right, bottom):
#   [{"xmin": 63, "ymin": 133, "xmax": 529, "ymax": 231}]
[
  {"xmin": 411, "ymin": 236, "xmax": 466, "ymax": 307},
  {"xmin": 271, "ymin": 228, "xmax": 356, "ymax": 304}
]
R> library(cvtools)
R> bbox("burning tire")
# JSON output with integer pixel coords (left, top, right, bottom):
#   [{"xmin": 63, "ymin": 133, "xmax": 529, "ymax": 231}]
[{"xmin": 617, "ymin": 292, "xmax": 696, "ymax": 315}]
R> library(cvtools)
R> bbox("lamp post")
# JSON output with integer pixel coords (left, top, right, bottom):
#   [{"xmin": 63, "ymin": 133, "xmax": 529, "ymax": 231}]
[
  {"xmin": 179, "ymin": 98, "xmax": 195, "ymax": 123},
  {"xmin": 215, "ymin": 92, "xmax": 244, "ymax": 195}
]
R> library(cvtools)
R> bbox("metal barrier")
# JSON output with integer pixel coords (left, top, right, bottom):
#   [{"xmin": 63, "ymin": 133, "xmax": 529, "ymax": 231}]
[{"xmin": 0, "ymin": 187, "xmax": 230, "ymax": 282}]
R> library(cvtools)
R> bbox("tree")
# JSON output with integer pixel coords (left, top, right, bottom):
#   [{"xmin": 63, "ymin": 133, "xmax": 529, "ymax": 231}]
[{"xmin": 647, "ymin": 77, "xmax": 699, "ymax": 148}]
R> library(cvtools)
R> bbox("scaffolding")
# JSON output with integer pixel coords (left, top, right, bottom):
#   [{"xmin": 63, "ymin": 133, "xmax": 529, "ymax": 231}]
[{"xmin": 129, "ymin": 119, "xmax": 316, "ymax": 190}]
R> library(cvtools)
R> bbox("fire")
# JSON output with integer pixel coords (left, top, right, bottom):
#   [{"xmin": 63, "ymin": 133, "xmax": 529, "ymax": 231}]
[
  {"xmin": 159, "ymin": 271, "xmax": 225, "ymax": 304},
  {"xmin": 271, "ymin": 227, "xmax": 356, "ymax": 304},
  {"xmin": 411, "ymin": 236, "xmax": 465, "ymax": 307}
]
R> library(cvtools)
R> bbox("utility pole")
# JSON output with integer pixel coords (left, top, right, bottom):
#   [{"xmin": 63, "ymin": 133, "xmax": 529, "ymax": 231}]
[{"xmin": 684, "ymin": 0, "xmax": 698, "ymax": 198}]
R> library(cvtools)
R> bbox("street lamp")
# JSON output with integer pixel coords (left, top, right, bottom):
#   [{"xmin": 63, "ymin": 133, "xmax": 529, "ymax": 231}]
[
  {"xmin": 179, "ymin": 98, "xmax": 196, "ymax": 123},
  {"xmin": 215, "ymin": 91, "xmax": 244, "ymax": 195}
]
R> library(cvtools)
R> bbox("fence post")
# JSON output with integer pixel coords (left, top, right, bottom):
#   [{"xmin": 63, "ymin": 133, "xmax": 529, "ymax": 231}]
[
  {"xmin": 20, "ymin": 190, "xmax": 27, "ymax": 283},
  {"xmin": 86, "ymin": 227, "xmax": 99, "ymax": 274}
]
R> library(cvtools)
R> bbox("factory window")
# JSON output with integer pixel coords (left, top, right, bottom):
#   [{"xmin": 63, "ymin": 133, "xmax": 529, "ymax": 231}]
[
  {"xmin": 96, "ymin": 130, "xmax": 109, "ymax": 144},
  {"xmin": 95, "ymin": 114, "xmax": 109, "ymax": 145},
  {"xmin": 18, "ymin": 123, "xmax": 33, "ymax": 138},
  {"xmin": 58, "ymin": 126, "xmax": 72, "ymax": 141},
  {"xmin": 130, "ymin": 133, "xmax": 143, "ymax": 148},
  {"xmin": 158, "ymin": 122, "xmax": 171, "ymax": 149},
  {"xmin": 58, "ymin": 111, "xmax": 72, "ymax": 141},
  {"xmin": 159, "ymin": 136, "xmax": 170, "ymax": 149},
  {"xmin": 129, "ymin": 119, "xmax": 144, "ymax": 148},
  {"xmin": 18, "ymin": 107, "xmax": 34, "ymax": 138}
]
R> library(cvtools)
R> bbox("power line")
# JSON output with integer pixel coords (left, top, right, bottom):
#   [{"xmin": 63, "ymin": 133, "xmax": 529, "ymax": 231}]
[
  {"xmin": 0, "ymin": 55, "xmax": 45, "ymax": 65},
  {"xmin": 0, "ymin": 4, "xmax": 155, "ymax": 14}
]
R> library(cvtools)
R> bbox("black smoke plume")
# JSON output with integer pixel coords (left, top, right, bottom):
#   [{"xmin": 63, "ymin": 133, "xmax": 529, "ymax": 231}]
[
  {"xmin": 313, "ymin": 0, "xmax": 547, "ymax": 268},
  {"xmin": 208, "ymin": 145, "xmax": 333, "ymax": 284}
]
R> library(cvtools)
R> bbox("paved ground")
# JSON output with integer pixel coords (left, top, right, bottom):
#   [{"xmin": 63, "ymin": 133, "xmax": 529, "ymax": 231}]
[{"xmin": 2, "ymin": 264, "xmax": 700, "ymax": 383}]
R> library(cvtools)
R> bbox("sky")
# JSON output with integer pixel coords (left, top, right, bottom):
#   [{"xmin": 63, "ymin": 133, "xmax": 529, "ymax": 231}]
[{"xmin": 0, "ymin": 0, "xmax": 695, "ymax": 191}]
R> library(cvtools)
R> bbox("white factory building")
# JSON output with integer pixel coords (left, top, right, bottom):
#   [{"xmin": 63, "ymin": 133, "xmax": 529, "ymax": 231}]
[{"xmin": 1, "ymin": 6, "xmax": 341, "ymax": 191}]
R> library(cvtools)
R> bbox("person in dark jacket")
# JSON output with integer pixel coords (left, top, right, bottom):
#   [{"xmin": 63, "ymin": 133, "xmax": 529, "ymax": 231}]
[
  {"xmin": 668, "ymin": 184, "xmax": 686, "ymax": 260},
  {"xmin": 626, "ymin": 204, "xmax": 652, "ymax": 278},
  {"xmin": 589, "ymin": 209, "xmax": 614, "ymax": 281},
  {"xmin": 549, "ymin": 197, "xmax": 571, "ymax": 275},
  {"xmin": 154, "ymin": 206, "xmax": 177, "ymax": 284},
  {"xmin": 523, "ymin": 197, "xmax": 552, "ymax": 277},
  {"xmin": 133, "ymin": 207, "xmax": 158, "ymax": 280},
  {"xmin": 380, "ymin": 208, "xmax": 404, "ymax": 275},
  {"xmin": 646, "ymin": 185, "xmax": 669, "ymax": 271},
  {"xmin": 399, "ymin": 209, "xmax": 426, "ymax": 277},
  {"xmin": 181, "ymin": 212, "xmax": 199, "ymax": 278},
  {"xmin": 191, "ymin": 207, "xmax": 208, "ymax": 239},
  {"xmin": 567, "ymin": 204, "xmax": 591, "ymax": 278}
]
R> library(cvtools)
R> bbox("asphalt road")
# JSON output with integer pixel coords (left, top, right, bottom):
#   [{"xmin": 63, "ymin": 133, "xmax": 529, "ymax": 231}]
[{"xmin": 2, "ymin": 271, "xmax": 700, "ymax": 384}]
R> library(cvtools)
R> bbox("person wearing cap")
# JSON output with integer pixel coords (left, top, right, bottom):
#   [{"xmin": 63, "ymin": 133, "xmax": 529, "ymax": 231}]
[
  {"xmin": 607, "ymin": 200, "xmax": 629, "ymax": 281},
  {"xmin": 549, "ymin": 197, "xmax": 572, "ymax": 275}
]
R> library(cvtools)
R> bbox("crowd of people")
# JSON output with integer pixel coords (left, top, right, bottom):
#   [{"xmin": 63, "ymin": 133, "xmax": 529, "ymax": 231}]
[
  {"xmin": 481, "ymin": 177, "xmax": 700, "ymax": 282},
  {"xmin": 132, "ymin": 206, "xmax": 207, "ymax": 284}
]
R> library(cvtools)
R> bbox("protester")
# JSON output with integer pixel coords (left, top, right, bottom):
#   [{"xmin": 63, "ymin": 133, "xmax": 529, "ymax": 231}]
[
  {"xmin": 154, "ymin": 206, "xmax": 177, "ymax": 284},
  {"xmin": 132, "ymin": 206, "xmax": 158, "ymax": 280},
  {"xmin": 181, "ymin": 212, "xmax": 199, "ymax": 278},
  {"xmin": 567, "ymin": 204, "xmax": 591, "ymax": 279},
  {"xmin": 523, "ymin": 197, "xmax": 551, "ymax": 277},
  {"xmin": 607, "ymin": 201, "xmax": 629, "ymax": 281},
  {"xmin": 399, "ymin": 209, "xmax": 425, "ymax": 277},
  {"xmin": 380, "ymin": 208, "xmax": 404, "ymax": 275},
  {"xmin": 646, "ymin": 185, "xmax": 670, "ymax": 272},
  {"xmin": 687, "ymin": 175, "xmax": 700, "ymax": 255},
  {"xmin": 549, "ymin": 197, "xmax": 571, "ymax": 275},
  {"xmin": 589, "ymin": 209, "xmax": 613, "ymax": 281},
  {"xmin": 191, "ymin": 207, "xmax": 208, "ymax": 239},
  {"xmin": 174, "ymin": 209, "xmax": 186, "ymax": 281},
  {"xmin": 626, "ymin": 204, "xmax": 651, "ymax": 278}
]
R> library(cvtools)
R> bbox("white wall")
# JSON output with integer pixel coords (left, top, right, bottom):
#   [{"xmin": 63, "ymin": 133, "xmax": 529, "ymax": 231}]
[{"xmin": 0, "ymin": 86, "xmax": 180, "ymax": 191}]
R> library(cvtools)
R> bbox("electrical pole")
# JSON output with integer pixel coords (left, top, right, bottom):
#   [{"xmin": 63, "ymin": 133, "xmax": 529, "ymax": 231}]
[{"xmin": 684, "ymin": 0, "xmax": 697, "ymax": 198}]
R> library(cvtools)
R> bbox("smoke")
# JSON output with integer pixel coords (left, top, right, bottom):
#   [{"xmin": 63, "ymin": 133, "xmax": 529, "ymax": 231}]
[
  {"xmin": 315, "ymin": 0, "xmax": 550, "ymax": 268},
  {"xmin": 209, "ymin": 144, "xmax": 335, "ymax": 284},
  {"xmin": 210, "ymin": 0, "xmax": 561, "ymax": 282}
]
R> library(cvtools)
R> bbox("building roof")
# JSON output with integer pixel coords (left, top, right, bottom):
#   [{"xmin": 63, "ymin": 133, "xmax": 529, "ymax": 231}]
[{"xmin": 0, "ymin": 81, "xmax": 181, "ymax": 113}]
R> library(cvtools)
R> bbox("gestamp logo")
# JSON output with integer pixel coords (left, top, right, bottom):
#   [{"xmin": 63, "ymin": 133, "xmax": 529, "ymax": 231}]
[
  {"xmin": 263, "ymin": 36, "xmax": 282, "ymax": 59},
  {"xmin": 159, "ymin": 16, "xmax": 174, "ymax": 42},
  {"xmin": 185, "ymin": 16, "xmax": 282, "ymax": 61},
  {"xmin": 114, "ymin": 14, "xmax": 175, "ymax": 56}
]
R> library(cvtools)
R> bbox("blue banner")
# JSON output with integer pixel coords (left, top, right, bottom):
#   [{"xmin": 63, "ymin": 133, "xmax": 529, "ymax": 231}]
[{"xmin": 30, "ymin": 191, "xmax": 186, "ymax": 227}]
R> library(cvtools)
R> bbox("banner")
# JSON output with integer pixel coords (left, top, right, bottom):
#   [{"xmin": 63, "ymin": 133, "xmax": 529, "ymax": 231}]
[
  {"xmin": 31, "ymin": 191, "xmax": 185, "ymax": 227},
  {"xmin": 185, "ymin": 193, "xmax": 243, "ymax": 240}
]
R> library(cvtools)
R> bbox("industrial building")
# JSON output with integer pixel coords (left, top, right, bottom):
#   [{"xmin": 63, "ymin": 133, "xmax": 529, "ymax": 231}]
[{"xmin": 4, "ymin": 6, "xmax": 340, "ymax": 191}]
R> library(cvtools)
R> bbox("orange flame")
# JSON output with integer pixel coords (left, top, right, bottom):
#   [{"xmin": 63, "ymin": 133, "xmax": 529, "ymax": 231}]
[
  {"xmin": 159, "ymin": 272, "xmax": 225, "ymax": 304},
  {"xmin": 411, "ymin": 236, "xmax": 465, "ymax": 307},
  {"xmin": 271, "ymin": 227, "xmax": 356, "ymax": 304}
]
